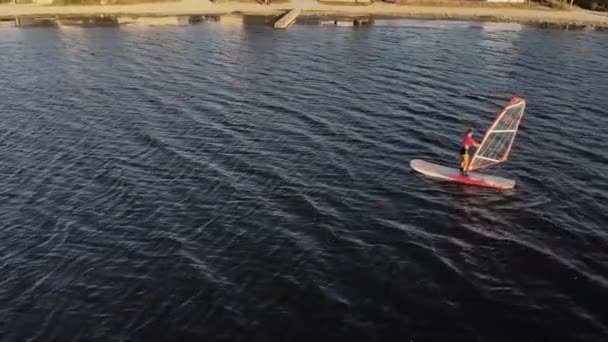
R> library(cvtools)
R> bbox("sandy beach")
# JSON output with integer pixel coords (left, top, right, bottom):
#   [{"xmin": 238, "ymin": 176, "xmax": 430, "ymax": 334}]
[{"xmin": 1, "ymin": 0, "xmax": 608, "ymax": 28}]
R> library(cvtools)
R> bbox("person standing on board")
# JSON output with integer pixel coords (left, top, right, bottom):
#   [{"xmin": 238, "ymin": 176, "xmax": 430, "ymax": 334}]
[{"xmin": 460, "ymin": 128, "xmax": 480, "ymax": 176}]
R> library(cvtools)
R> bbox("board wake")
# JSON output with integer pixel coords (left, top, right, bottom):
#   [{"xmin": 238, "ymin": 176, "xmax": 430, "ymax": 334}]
[{"xmin": 410, "ymin": 159, "xmax": 515, "ymax": 190}]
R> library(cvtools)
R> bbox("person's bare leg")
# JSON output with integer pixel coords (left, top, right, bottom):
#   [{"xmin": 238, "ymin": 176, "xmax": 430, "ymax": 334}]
[{"xmin": 461, "ymin": 154, "xmax": 470, "ymax": 176}]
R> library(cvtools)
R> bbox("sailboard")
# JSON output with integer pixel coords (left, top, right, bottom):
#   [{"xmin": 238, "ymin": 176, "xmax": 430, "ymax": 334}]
[{"xmin": 410, "ymin": 96, "xmax": 526, "ymax": 190}]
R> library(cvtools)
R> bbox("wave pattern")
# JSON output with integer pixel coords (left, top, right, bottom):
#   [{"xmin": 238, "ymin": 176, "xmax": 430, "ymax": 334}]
[{"xmin": 0, "ymin": 20, "xmax": 607, "ymax": 342}]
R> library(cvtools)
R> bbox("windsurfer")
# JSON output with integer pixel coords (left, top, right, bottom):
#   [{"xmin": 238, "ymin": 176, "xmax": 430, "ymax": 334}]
[{"xmin": 460, "ymin": 128, "xmax": 480, "ymax": 176}]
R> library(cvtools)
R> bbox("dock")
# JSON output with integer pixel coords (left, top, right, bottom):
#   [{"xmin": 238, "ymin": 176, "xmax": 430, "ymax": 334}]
[{"xmin": 274, "ymin": 9, "xmax": 301, "ymax": 29}]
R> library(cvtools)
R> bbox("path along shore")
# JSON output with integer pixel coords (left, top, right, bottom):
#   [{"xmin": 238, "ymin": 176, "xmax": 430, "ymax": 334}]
[{"xmin": 1, "ymin": 0, "xmax": 608, "ymax": 29}]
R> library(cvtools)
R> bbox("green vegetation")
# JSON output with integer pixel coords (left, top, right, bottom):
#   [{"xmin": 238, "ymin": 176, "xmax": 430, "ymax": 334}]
[
  {"xmin": 576, "ymin": 0, "xmax": 608, "ymax": 10},
  {"xmin": 540, "ymin": 0, "xmax": 608, "ymax": 11},
  {"xmin": 392, "ymin": 0, "xmax": 608, "ymax": 11}
]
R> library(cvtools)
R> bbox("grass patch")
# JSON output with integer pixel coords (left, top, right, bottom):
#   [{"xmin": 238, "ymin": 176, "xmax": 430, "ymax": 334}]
[{"xmin": 393, "ymin": 0, "xmax": 554, "ymax": 9}]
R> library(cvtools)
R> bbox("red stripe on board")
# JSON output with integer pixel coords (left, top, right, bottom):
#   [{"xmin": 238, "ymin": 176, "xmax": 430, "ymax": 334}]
[{"xmin": 446, "ymin": 174, "xmax": 506, "ymax": 190}]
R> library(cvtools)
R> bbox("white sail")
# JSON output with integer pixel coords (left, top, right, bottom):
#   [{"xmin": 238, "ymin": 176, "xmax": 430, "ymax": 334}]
[{"xmin": 468, "ymin": 97, "xmax": 526, "ymax": 171}]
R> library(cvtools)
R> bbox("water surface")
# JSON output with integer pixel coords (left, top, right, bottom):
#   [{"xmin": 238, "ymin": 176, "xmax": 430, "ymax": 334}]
[{"xmin": 0, "ymin": 20, "xmax": 607, "ymax": 341}]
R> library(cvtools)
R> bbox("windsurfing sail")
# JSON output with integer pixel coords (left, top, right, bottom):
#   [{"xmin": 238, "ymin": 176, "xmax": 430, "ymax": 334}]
[{"xmin": 468, "ymin": 97, "xmax": 526, "ymax": 171}]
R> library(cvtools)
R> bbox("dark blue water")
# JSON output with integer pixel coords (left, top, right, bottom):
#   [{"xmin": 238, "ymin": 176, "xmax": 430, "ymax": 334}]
[{"xmin": 0, "ymin": 19, "xmax": 607, "ymax": 342}]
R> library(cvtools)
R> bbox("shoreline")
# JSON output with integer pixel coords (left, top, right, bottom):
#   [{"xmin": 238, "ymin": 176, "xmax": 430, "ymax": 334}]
[{"xmin": 1, "ymin": 1, "xmax": 608, "ymax": 30}]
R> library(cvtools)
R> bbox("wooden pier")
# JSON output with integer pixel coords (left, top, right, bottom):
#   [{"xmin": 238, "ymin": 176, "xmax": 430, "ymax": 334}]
[
  {"xmin": 320, "ymin": 17, "xmax": 373, "ymax": 27},
  {"xmin": 274, "ymin": 9, "xmax": 301, "ymax": 29}
]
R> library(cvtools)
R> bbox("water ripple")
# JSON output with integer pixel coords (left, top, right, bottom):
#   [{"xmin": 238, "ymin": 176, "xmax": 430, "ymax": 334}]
[{"xmin": 0, "ymin": 20, "xmax": 606, "ymax": 342}]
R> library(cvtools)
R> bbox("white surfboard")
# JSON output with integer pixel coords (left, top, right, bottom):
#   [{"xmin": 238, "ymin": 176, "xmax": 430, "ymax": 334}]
[{"xmin": 410, "ymin": 159, "xmax": 516, "ymax": 190}]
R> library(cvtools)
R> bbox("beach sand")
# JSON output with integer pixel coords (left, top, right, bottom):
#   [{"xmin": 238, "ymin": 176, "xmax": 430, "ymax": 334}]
[{"xmin": 1, "ymin": 0, "xmax": 607, "ymax": 28}]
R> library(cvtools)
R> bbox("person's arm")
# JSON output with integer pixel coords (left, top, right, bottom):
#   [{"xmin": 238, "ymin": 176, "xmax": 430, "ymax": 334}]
[{"xmin": 473, "ymin": 137, "xmax": 481, "ymax": 147}]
